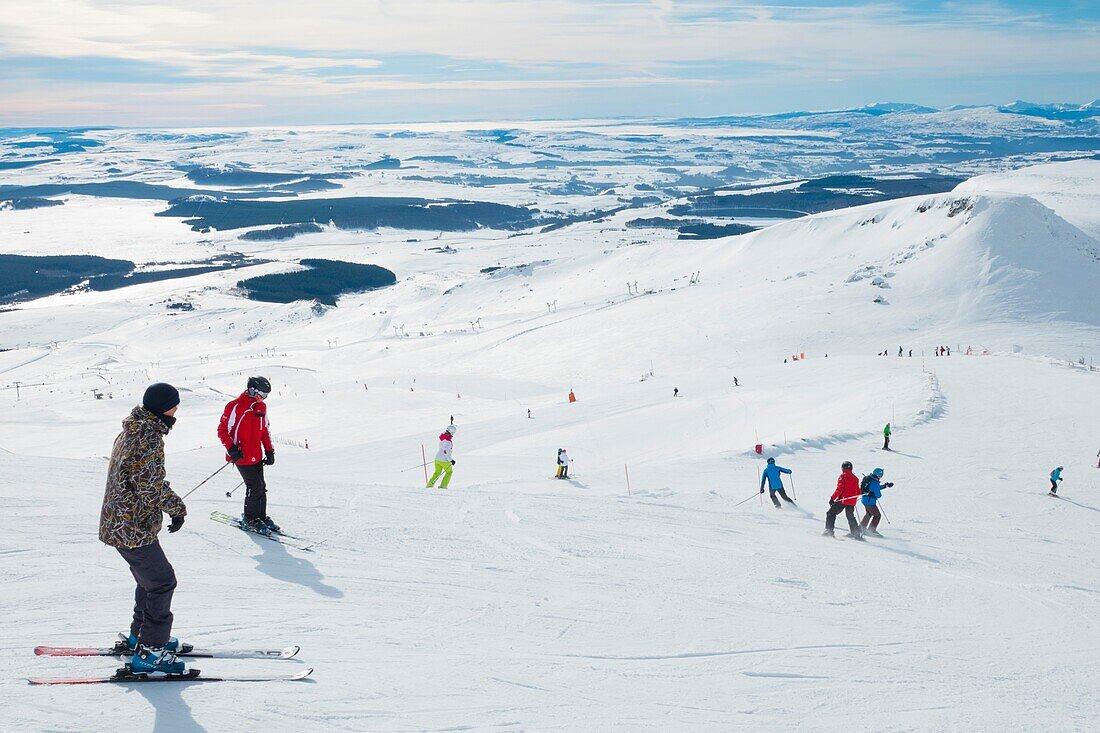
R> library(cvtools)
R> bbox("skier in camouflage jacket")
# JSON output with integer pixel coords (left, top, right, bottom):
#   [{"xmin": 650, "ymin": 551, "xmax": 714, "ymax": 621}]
[
  {"xmin": 99, "ymin": 384, "xmax": 188, "ymax": 653},
  {"xmin": 99, "ymin": 404, "xmax": 187, "ymax": 548}
]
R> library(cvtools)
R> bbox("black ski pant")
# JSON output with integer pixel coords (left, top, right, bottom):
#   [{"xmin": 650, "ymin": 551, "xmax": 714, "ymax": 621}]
[
  {"xmin": 883, "ymin": 436, "xmax": 890, "ymax": 450},
  {"xmin": 1050, "ymin": 479, "xmax": 1058, "ymax": 493},
  {"xmin": 861, "ymin": 504, "xmax": 882, "ymax": 529},
  {"xmin": 117, "ymin": 541, "xmax": 177, "ymax": 648},
  {"xmin": 825, "ymin": 503, "xmax": 860, "ymax": 534},
  {"xmin": 769, "ymin": 489, "xmax": 794, "ymax": 507},
  {"xmin": 238, "ymin": 462, "xmax": 267, "ymax": 520}
]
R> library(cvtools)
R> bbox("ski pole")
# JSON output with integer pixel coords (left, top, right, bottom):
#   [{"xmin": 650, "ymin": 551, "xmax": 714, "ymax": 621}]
[
  {"xmin": 878, "ymin": 502, "xmax": 892, "ymax": 525},
  {"xmin": 790, "ymin": 474, "xmax": 797, "ymax": 501},
  {"xmin": 400, "ymin": 462, "xmax": 428, "ymax": 473},
  {"xmin": 733, "ymin": 491, "xmax": 762, "ymax": 508},
  {"xmin": 181, "ymin": 462, "xmax": 231, "ymax": 501},
  {"xmin": 225, "ymin": 480, "xmax": 245, "ymax": 498}
]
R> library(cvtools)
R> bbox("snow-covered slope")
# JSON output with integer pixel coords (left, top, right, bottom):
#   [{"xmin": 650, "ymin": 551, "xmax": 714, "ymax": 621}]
[{"xmin": 2, "ymin": 159, "xmax": 1099, "ymax": 731}]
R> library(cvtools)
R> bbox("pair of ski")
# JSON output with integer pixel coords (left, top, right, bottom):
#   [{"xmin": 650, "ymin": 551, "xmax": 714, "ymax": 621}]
[
  {"xmin": 209, "ymin": 511, "xmax": 321, "ymax": 552},
  {"xmin": 30, "ymin": 639, "xmax": 311, "ymax": 685}
]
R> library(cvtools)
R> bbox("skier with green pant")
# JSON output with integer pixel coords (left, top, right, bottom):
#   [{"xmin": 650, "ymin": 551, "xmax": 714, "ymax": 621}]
[{"xmin": 427, "ymin": 424, "xmax": 457, "ymax": 489}]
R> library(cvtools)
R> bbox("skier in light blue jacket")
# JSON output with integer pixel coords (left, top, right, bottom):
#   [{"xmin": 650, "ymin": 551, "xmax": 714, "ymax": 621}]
[
  {"xmin": 760, "ymin": 457, "xmax": 795, "ymax": 508},
  {"xmin": 859, "ymin": 468, "xmax": 893, "ymax": 536},
  {"xmin": 1050, "ymin": 466, "xmax": 1064, "ymax": 495}
]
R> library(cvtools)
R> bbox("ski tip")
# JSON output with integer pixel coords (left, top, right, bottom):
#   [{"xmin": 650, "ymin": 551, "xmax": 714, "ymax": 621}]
[
  {"xmin": 293, "ymin": 668, "xmax": 314, "ymax": 681},
  {"xmin": 34, "ymin": 646, "xmax": 97, "ymax": 657},
  {"xmin": 282, "ymin": 645, "xmax": 301, "ymax": 659}
]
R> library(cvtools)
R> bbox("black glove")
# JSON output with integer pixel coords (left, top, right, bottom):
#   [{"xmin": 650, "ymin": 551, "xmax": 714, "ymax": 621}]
[
  {"xmin": 884, "ymin": 482, "xmax": 894, "ymax": 488},
  {"xmin": 227, "ymin": 445, "xmax": 244, "ymax": 462},
  {"xmin": 450, "ymin": 459, "xmax": 456, "ymax": 465},
  {"xmin": 828, "ymin": 499, "xmax": 836, "ymax": 506},
  {"xmin": 263, "ymin": 450, "xmax": 275, "ymax": 466},
  {"xmin": 760, "ymin": 488, "xmax": 765, "ymax": 494},
  {"xmin": 168, "ymin": 515, "xmax": 185, "ymax": 533}
]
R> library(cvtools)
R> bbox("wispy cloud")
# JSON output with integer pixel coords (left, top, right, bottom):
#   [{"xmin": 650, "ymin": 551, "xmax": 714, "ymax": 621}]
[{"xmin": 0, "ymin": 0, "xmax": 1097, "ymax": 123}]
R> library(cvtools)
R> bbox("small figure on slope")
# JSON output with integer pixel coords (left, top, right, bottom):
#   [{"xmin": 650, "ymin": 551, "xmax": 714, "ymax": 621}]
[
  {"xmin": 557, "ymin": 448, "xmax": 570, "ymax": 479},
  {"xmin": 760, "ymin": 457, "xmax": 795, "ymax": 507},
  {"xmin": 1049, "ymin": 466, "xmax": 1064, "ymax": 496},
  {"xmin": 824, "ymin": 461, "xmax": 863, "ymax": 540},
  {"xmin": 218, "ymin": 376, "xmax": 278, "ymax": 535},
  {"xmin": 99, "ymin": 383, "xmax": 189, "ymax": 675},
  {"xmin": 883, "ymin": 422, "xmax": 891, "ymax": 451},
  {"xmin": 859, "ymin": 468, "xmax": 893, "ymax": 537},
  {"xmin": 427, "ymin": 424, "xmax": 457, "ymax": 488}
]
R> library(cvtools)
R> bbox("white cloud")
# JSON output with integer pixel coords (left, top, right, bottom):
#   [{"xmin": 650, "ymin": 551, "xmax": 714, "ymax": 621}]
[{"xmin": 0, "ymin": 0, "xmax": 1097, "ymax": 123}]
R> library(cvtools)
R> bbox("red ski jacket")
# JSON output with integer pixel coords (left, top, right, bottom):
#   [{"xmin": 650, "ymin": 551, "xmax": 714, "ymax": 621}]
[
  {"xmin": 217, "ymin": 393, "xmax": 272, "ymax": 465},
  {"xmin": 830, "ymin": 470, "xmax": 860, "ymax": 506}
]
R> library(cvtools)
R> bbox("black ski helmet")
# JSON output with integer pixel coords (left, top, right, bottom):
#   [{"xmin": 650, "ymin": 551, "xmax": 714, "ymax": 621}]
[
  {"xmin": 841, "ymin": 460, "xmax": 853, "ymax": 471},
  {"xmin": 247, "ymin": 376, "xmax": 271, "ymax": 394},
  {"xmin": 767, "ymin": 457, "xmax": 775, "ymax": 465}
]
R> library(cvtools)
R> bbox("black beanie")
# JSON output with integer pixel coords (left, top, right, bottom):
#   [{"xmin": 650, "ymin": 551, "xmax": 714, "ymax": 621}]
[{"xmin": 143, "ymin": 382, "xmax": 180, "ymax": 415}]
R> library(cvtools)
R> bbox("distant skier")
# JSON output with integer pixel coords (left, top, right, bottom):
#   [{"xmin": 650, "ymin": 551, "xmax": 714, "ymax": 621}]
[
  {"xmin": 218, "ymin": 376, "xmax": 277, "ymax": 535},
  {"xmin": 824, "ymin": 461, "xmax": 863, "ymax": 539},
  {"xmin": 898, "ymin": 346, "xmax": 903, "ymax": 357},
  {"xmin": 555, "ymin": 448, "xmax": 565, "ymax": 478},
  {"xmin": 427, "ymin": 424, "xmax": 457, "ymax": 488},
  {"xmin": 527, "ymin": 408, "xmax": 532, "ymax": 419},
  {"xmin": 1049, "ymin": 466, "xmax": 1064, "ymax": 496},
  {"xmin": 859, "ymin": 468, "xmax": 894, "ymax": 537},
  {"xmin": 733, "ymin": 377, "xmax": 739, "ymax": 387},
  {"xmin": 883, "ymin": 423, "xmax": 891, "ymax": 451},
  {"xmin": 99, "ymin": 383, "xmax": 189, "ymax": 675},
  {"xmin": 760, "ymin": 457, "xmax": 794, "ymax": 507},
  {"xmin": 559, "ymin": 448, "xmax": 570, "ymax": 479},
  {"xmin": 673, "ymin": 387, "xmax": 679, "ymax": 397}
]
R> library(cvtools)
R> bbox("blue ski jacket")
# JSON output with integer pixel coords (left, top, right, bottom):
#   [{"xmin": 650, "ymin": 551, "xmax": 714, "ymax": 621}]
[
  {"xmin": 861, "ymin": 476, "xmax": 883, "ymax": 506},
  {"xmin": 761, "ymin": 463, "xmax": 792, "ymax": 490},
  {"xmin": 1051, "ymin": 467, "xmax": 1063, "ymax": 482}
]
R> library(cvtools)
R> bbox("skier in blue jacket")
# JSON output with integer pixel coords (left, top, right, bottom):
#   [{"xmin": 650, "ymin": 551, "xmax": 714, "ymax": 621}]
[
  {"xmin": 1050, "ymin": 466, "xmax": 1064, "ymax": 495},
  {"xmin": 859, "ymin": 468, "xmax": 893, "ymax": 536},
  {"xmin": 760, "ymin": 457, "xmax": 795, "ymax": 507}
]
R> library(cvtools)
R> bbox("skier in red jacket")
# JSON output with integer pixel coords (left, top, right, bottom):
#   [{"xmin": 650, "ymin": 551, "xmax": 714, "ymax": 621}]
[
  {"xmin": 823, "ymin": 460, "xmax": 864, "ymax": 540},
  {"xmin": 217, "ymin": 376, "xmax": 277, "ymax": 535}
]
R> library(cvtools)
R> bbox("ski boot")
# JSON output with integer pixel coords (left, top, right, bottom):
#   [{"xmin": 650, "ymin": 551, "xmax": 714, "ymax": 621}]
[
  {"xmin": 261, "ymin": 515, "xmax": 282, "ymax": 534},
  {"xmin": 241, "ymin": 514, "xmax": 272, "ymax": 536},
  {"xmin": 864, "ymin": 529, "xmax": 883, "ymax": 538},
  {"xmin": 822, "ymin": 529, "xmax": 835, "ymax": 537},
  {"xmin": 130, "ymin": 644, "xmax": 187, "ymax": 675},
  {"xmin": 846, "ymin": 531, "xmax": 866, "ymax": 542},
  {"xmin": 119, "ymin": 632, "xmax": 189, "ymax": 655}
]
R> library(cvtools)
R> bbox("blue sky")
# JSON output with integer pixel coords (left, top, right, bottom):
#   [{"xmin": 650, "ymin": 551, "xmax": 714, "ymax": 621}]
[{"xmin": 0, "ymin": 0, "xmax": 1097, "ymax": 125}]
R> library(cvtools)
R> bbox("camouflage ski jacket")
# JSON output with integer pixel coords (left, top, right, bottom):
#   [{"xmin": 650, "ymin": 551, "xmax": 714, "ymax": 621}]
[{"xmin": 99, "ymin": 406, "xmax": 186, "ymax": 549}]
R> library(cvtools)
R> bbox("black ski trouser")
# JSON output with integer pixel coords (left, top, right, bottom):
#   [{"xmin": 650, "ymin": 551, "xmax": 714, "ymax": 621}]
[
  {"xmin": 1050, "ymin": 479, "xmax": 1058, "ymax": 493},
  {"xmin": 238, "ymin": 462, "xmax": 267, "ymax": 520},
  {"xmin": 825, "ymin": 503, "xmax": 860, "ymax": 534},
  {"xmin": 769, "ymin": 489, "xmax": 794, "ymax": 507},
  {"xmin": 883, "ymin": 436, "xmax": 890, "ymax": 450},
  {"xmin": 861, "ymin": 504, "xmax": 882, "ymax": 529},
  {"xmin": 117, "ymin": 541, "xmax": 177, "ymax": 647}
]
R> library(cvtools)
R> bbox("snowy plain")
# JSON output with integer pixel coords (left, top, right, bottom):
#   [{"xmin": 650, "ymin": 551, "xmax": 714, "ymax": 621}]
[{"xmin": 0, "ymin": 120, "xmax": 1099, "ymax": 732}]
